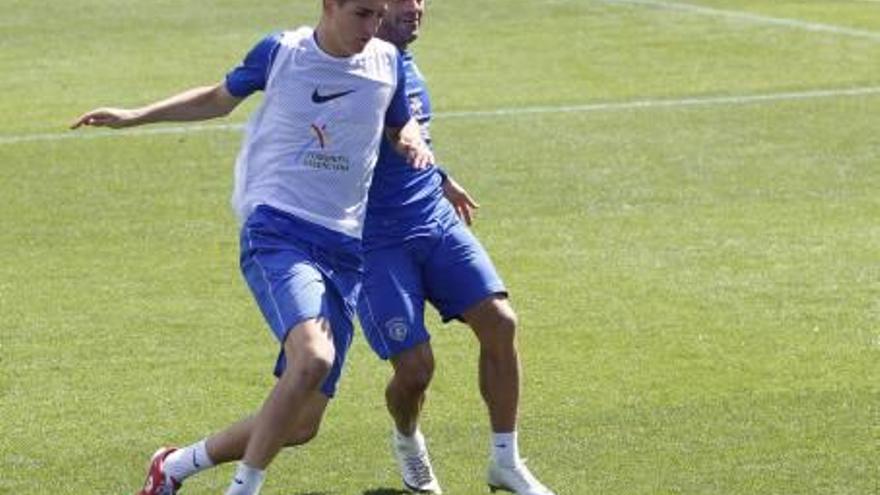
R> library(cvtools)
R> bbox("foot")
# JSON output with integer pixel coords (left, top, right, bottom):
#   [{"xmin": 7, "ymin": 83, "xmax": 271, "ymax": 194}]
[
  {"xmin": 487, "ymin": 460, "xmax": 554, "ymax": 495},
  {"xmin": 392, "ymin": 433, "xmax": 442, "ymax": 494},
  {"xmin": 137, "ymin": 447, "xmax": 182, "ymax": 495}
]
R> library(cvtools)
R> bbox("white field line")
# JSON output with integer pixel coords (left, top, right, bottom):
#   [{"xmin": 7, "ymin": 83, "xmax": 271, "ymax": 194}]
[
  {"xmin": 2, "ymin": 86, "xmax": 880, "ymax": 146},
  {"xmin": 0, "ymin": 122, "xmax": 244, "ymax": 146},
  {"xmin": 435, "ymin": 86, "xmax": 880, "ymax": 118},
  {"xmin": 604, "ymin": 0, "xmax": 880, "ymax": 42}
]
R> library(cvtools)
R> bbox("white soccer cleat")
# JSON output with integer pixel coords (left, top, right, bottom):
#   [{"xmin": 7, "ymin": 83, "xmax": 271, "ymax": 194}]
[
  {"xmin": 392, "ymin": 433, "xmax": 442, "ymax": 494},
  {"xmin": 487, "ymin": 460, "xmax": 555, "ymax": 495}
]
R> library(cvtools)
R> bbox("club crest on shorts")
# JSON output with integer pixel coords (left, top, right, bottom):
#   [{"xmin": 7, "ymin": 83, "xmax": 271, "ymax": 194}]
[{"xmin": 385, "ymin": 317, "xmax": 409, "ymax": 342}]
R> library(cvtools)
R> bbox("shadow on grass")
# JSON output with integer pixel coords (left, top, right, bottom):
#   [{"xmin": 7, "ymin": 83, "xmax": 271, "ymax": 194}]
[
  {"xmin": 280, "ymin": 488, "xmax": 412, "ymax": 495},
  {"xmin": 279, "ymin": 486, "xmax": 407, "ymax": 495}
]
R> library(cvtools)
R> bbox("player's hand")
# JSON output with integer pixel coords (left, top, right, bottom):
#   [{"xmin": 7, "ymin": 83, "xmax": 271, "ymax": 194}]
[
  {"xmin": 70, "ymin": 108, "xmax": 140, "ymax": 130},
  {"xmin": 405, "ymin": 142, "xmax": 434, "ymax": 170},
  {"xmin": 442, "ymin": 176, "xmax": 479, "ymax": 225},
  {"xmin": 389, "ymin": 118, "xmax": 434, "ymax": 169}
]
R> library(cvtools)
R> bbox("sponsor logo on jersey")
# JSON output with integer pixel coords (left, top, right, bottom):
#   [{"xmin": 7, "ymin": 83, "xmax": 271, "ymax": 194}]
[
  {"xmin": 305, "ymin": 123, "xmax": 351, "ymax": 171},
  {"xmin": 408, "ymin": 94, "xmax": 425, "ymax": 118},
  {"xmin": 310, "ymin": 123, "xmax": 329, "ymax": 149},
  {"xmin": 311, "ymin": 88, "xmax": 355, "ymax": 104},
  {"xmin": 303, "ymin": 152, "xmax": 351, "ymax": 171}
]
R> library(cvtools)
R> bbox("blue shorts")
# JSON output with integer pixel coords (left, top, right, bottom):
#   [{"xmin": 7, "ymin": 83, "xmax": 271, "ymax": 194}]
[
  {"xmin": 357, "ymin": 218, "xmax": 506, "ymax": 360},
  {"xmin": 240, "ymin": 205, "xmax": 362, "ymax": 397}
]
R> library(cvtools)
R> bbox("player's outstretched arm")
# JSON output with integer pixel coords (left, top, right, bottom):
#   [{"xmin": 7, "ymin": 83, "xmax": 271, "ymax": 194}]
[
  {"xmin": 385, "ymin": 118, "xmax": 434, "ymax": 169},
  {"xmin": 442, "ymin": 175, "xmax": 480, "ymax": 226},
  {"xmin": 70, "ymin": 83, "xmax": 243, "ymax": 130}
]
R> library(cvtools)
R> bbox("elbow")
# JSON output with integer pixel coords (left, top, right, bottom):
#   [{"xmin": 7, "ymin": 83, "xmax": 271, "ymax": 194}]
[{"xmin": 206, "ymin": 85, "xmax": 238, "ymax": 119}]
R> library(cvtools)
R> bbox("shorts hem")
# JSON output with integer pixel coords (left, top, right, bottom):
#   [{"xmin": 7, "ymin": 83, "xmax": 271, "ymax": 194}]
[
  {"xmin": 382, "ymin": 333, "xmax": 433, "ymax": 361},
  {"xmin": 439, "ymin": 288, "xmax": 508, "ymax": 323}
]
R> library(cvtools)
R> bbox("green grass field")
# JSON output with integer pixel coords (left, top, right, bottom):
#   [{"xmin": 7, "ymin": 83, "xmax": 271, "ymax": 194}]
[{"xmin": 2, "ymin": 1, "xmax": 878, "ymax": 493}]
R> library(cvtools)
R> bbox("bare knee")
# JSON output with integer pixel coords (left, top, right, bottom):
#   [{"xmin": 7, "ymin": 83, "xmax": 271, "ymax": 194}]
[
  {"xmin": 492, "ymin": 303, "xmax": 518, "ymax": 341},
  {"xmin": 391, "ymin": 345, "xmax": 435, "ymax": 394},
  {"xmin": 395, "ymin": 362, "xmax": 433, "ymax": 394},
  {"xmin": 469, "ymin": 297, "xmax": 519, "ymax": 350},
  {"xmin": 281, "ymin": 320, "xmax": 336, "ymax": 391},
  {"xmin": 285, "ymin": 353, "xmax": 334, "ymax": 390}
]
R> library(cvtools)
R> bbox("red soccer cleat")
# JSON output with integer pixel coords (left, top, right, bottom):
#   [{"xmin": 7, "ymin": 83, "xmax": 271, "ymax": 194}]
[{"xmin": 137, "ymin": 447, "xmax": 182, "ymax": 495}]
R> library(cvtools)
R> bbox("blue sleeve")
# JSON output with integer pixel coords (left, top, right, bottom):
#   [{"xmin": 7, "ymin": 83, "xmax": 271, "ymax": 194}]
[
  {"xmin": 225, "ymin": 33, "xmax": 283, "ymax": 98},
  {"xmin": 384, "ymin": 53, "xmax": 412, "ymax": 128}
]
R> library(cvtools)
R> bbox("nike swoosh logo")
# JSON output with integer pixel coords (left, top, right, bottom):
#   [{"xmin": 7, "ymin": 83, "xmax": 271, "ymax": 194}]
[
  {"xmin": 312, "ymin": 88, "xmax": 355, "ymax": 104},
  {"xmin": 234, "ymin": 478, "xmax": 245, "ymax": 485},
  {"xmin": 192, "ymin": 449, "xmax": 201, "ymax": 468}
]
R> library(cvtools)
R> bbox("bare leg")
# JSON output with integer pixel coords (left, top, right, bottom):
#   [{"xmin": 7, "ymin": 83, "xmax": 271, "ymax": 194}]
[
  {"xmin": 205, "ymin": 391, "xmax": 330, "ymax": 464},
  {"xmin": 385, "ymin": 342, "xmax": 442, "ymax": 493},
  {"xmin": 462, "ymin": 295, "xmax": 519, "ymax": 433},
  {"xmin": 240, "ymin": 317, "xmax": 335, "ymax": 469},
  {"xmin": 386, "ymin": 342, "xmax": 435, "ymax": 436}
]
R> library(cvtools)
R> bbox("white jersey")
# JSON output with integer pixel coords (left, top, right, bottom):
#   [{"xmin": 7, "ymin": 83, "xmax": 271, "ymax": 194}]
[{"xmin": 231, "ymin": 27, "xmax": 405, "ymax": 239}]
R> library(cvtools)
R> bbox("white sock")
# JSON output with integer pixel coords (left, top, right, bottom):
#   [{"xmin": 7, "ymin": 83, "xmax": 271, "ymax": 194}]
[
  {"xmin": 225, "ymin": 463, "xmax": 266, "ymax": 495},
  {"xmin": 164, "ymin": 439, "xmax": 215, "ymax": 482},
  {"xmin": 492, "ymin": 431, "xmax": 520, "ymax": 467},
  {"xmin": 394, "ymin": 427, "xmax": 427, "ymax": 455}
]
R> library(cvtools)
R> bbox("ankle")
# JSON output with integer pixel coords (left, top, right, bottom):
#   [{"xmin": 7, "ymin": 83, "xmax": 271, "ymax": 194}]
[
  {"xmin": 491, "ymin": 431, "xmax": 520, "ymax": 467},
  {"xmin": 225, "ymin": 462, "xmax": 265, "ymax": 495},
  {"xmin": 395, "ymin": 426, "xmax": 427, "ymax": 454}
]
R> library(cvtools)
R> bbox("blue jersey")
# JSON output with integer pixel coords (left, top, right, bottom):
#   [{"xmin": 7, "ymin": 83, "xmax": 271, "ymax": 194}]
[{"xmin": 362, "ymin": 51, "xmax": 456, "ymax": 250}]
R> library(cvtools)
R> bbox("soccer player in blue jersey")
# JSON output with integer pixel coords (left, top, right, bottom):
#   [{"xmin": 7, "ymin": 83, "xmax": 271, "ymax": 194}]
[
  {"xmin": 71, "ymin": 1, "xmax": 432, "ymax": 494},
  {"xmin": 357, "ymin": 1, "xmax": 557, "ymax": 494}
]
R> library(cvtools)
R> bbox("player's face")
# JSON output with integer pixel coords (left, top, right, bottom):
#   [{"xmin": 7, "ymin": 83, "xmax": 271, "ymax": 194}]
[
  {"xmin": 379, "ymin": 0, "xmax": 426, "ymax": 48},
  {"xmin": 325, "ymin": 0, "xmax": 389, "ymax": 56}
]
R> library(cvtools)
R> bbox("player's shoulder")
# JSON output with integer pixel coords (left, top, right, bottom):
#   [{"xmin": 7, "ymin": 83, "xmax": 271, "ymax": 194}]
[
  {"xmin": 276, "ymin": 26, "xmax": 314, "ymax": 48},
  {"xmin": 364, "ymin": 37, "xmax": 402, "ymax": 61},
  {"xmin": 243, "ymin": 27, "xmax": 311, "ymax": 57},
  {"xmin": 362, "ymin": 38, "xmax": 404, "ymax": 82}
]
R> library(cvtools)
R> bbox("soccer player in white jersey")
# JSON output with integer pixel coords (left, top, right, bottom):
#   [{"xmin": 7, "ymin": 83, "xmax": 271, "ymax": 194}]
[
  {"xmin": 71, "ymin": 1, "xmax": 432, "ymax": 494},
  {"xmin": 356, "ymin": 1, "xmax": 556, "ymax": 494}
]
